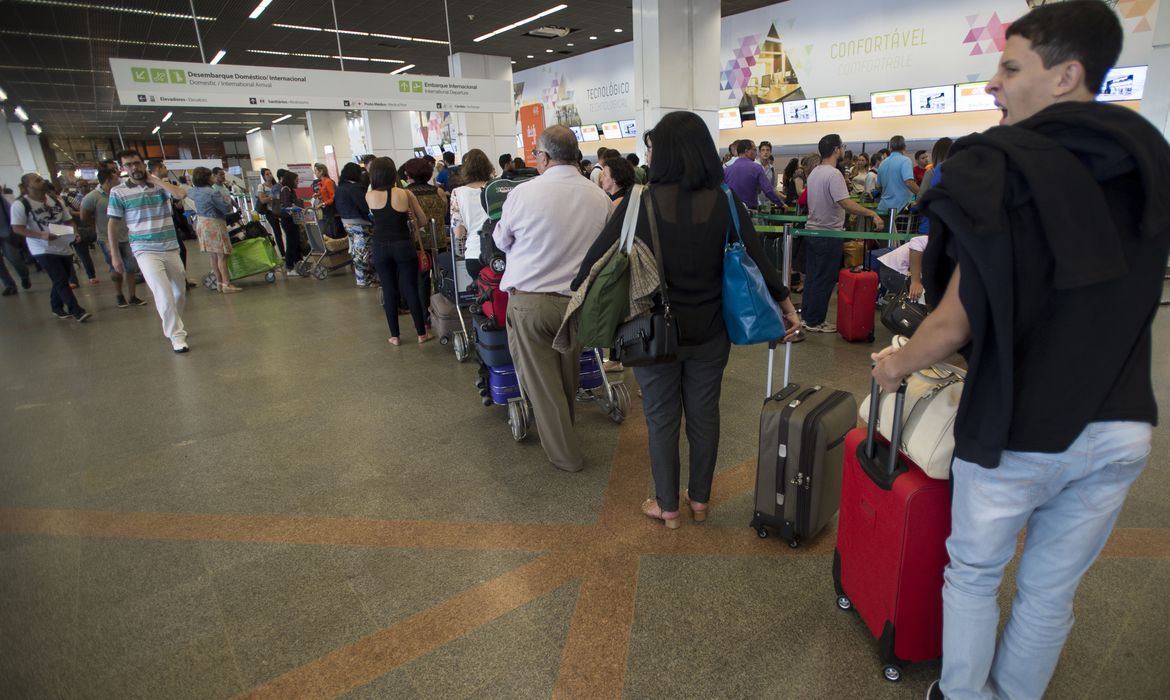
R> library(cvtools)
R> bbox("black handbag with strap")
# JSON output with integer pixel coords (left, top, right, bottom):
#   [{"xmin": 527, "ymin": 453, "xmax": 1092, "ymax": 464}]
[
  {"xmin": 612, "ymin": 189, "xmax": 679, "ymax": 366},
  {"xmin": 880, "ymin": 277, "xmax": 928, "ymax": 336}
]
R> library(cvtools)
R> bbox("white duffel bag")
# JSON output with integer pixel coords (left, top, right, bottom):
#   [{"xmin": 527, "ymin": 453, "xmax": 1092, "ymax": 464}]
[{"xmin": 860, "ymin": 337, "xmax": 965, "ymax": 480}]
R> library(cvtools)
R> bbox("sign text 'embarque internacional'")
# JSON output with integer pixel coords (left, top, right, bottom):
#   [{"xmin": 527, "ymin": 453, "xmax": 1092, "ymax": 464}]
[{"xmin": 109, "ymin": 58, "xmax": 513, "ymax": 114}]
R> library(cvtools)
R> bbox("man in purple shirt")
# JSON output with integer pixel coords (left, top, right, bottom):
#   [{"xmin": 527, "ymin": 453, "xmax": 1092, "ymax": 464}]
[{"xmin": 723, "ymin": 140, "xmax": 785, "ymax": 210}]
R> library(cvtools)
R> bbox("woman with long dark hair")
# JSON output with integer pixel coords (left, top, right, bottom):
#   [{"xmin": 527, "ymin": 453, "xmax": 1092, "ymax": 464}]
[
  {"xmin": 276, "ymin": 170, "xmax": 303, "ymax": 273},
  {"xmin": 573, "ymin": 111, "xmax": 800, "ymax": 528},
  {"xmin": 334, "ymin": 162, "xmax": 376, "ymax": 287},
  {"xmin": 364, "ymin": 157, "xmax": 433, "ymax": 346}
]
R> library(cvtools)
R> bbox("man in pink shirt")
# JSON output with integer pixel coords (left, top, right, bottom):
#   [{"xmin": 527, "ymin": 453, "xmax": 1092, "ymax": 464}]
[{"xmin": 493, "ymin": 126, "xmax": 612, "ymax": 472}]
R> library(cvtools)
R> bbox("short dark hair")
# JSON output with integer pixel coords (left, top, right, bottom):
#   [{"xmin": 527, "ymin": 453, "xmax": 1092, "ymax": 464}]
[
  {"xmin": 602, "ymin": 156, "xmax": 636, "ymax": 190},
  {"xmin": 191, "ymin": 167, "xmax": 213, "ymax": 188},
  {"xmin": 358, "ymin": 154, "xmax": 376, "ymax": 165},
  {"xmin": 625, "ymin": 153, "xmax": 640, "ymax": 167},
  {"xmin": 736, "ymin": 139, "xmax": 755, "ymax": 154},
  {"xmin": 368, "ymin": 156, "xmax": 398, "ymax": 190},
  {"xmin": 759, "ymin": 141, "xmax": 772, "ymax": 150},
  {"xmin": 647, "ymin": 111, "xmax": 723, "ymax": 191},
  {"xmin": 914, "ymin": 150, "xmax": 927, "ymax": 160},
  {"xmin": 1007, "ymin": 0, "xmax": 1121, "ymax": 93},
  {"xmin": 462, "ymin": 149, "xmax": 494, "ymax": 183},
  {"xmin": 339, "ymin": 162, "xmax": 363, "ymax": 184},
  {"xmin": 147, "ymin": 158, "xmax": 165, "ymax": 172},
  {"xmin": 279, "ymin": 170, "xmax": 298, "ymax": 188},
  {"xmin": 513, "ymin": 157, "xmax": 525, "ymax": 169},
  {"xmin": 212, "ymin": 167, "xmax": 224, "ymax": 175},
  {"xmin": 403, "ymin": 157, "xmax": 434, "ymax": 184},
  {"xmin": 442, "ymin": 151, "xmax": 456, "ymax": 165},
  {"xmin": 499, "ymin": 153, "xmax": 513, "ymax": 168},
  {"xmin": 115, "ymin": 149, "xmax": 142, "ymax": 164},
  {"xmin": 276, "ymin": 169, "xmax": 288, "ymax": 179},
  {"xmin": 817, "ymin": 134, "xmax": 843, "ymax": 159},
  {"xmin": 96, "ymin": 166, "xmax": 119, "ymax": 185}
]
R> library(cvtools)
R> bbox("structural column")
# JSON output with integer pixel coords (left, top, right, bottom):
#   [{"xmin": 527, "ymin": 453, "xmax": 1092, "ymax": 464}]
[
  {"xmin": 1141, "ymin": 0, "xmax": 1170, "ymax": 137},
  {"xmin": 632, "ymin": 0, "xmax": 722, "ymax": 156},
  {"xmin": 246, "ymin": 129, "xmax": 278, "ymax": 172},
  {"xmin": 361, "ymin": 110, "xmax": 415, "ymax": 168},
  {"xmin": 448, "ymin": 53, "xmax": 516, "ymax": 163},
  {"xmin": 0, "ymin": 123, "xmax": 28, "ymax": 187},
  {"xmin": 306, "ymin": 110, "xmax": 355, "ymax": 169}
]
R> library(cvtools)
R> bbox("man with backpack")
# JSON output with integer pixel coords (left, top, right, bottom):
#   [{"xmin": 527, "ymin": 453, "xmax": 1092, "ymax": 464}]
[{"xmin": 9, "ymin": 173, "xmax": 90, "ymax": 321}]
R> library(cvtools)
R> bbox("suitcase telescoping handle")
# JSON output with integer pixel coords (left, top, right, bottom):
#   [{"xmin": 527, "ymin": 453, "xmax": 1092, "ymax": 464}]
[
  {"xmin": 765, "ymin": 339, "xmax": 794, "ymax": 399},
  {"xmin": 865, "ymin": 373, "xmax": 908, "ymax": 475}
]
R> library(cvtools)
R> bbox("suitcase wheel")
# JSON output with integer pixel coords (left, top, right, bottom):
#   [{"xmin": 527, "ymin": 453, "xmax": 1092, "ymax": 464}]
[
  {"xmin": 756, "ymin": 527, "xmax": 768, "ymax": 539},
  {"xmin": 440, "ymin": 336, "xmax": 450, "ymax": 346},
  {"xmin": 788, "ymin": 537, "xmax": 799, "ymax": 549},
  {"xmin": 835, "ymin": 595, "xmax": 852, "ymax": 611},
  {"xmin": 882, "ymin": 665, "xmax": 903, "ymax": 683}
]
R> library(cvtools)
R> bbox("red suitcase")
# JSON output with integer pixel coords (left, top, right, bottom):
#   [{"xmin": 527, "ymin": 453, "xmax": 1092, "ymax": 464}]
[
  {"xmin": 833, "ymin": 378, "xmax": 951, "ymax": 683},
  {"xmin": 836, "ymin": 268, "xmax": 878, "ymax": 342}
]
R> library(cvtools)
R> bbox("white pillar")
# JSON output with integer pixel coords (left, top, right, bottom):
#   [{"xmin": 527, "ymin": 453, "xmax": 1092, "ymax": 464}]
[
  {"xmin": 271, "ymin": 124, "xmax": 313, "ymax": 165},
  {"xmin": 632, "ymin": 0, "xmax": 722, "ymax": 156},
  {"xmin": 8, "ymin": 123, "xmax": 38, "ymax": 174},
  {"xmin": 362, "ymin": 110, "xmax": 415, "ymax": 167},
  {"xmin": 246, "ymin": 129, "xmax": 278, "ymax": 171},
  {"xmin": 1141, "ymin": 0, "xmax": 1170, "ymax": 137},
  {"xmin": 447, "ymin": 53, "xmax": 516, "ymax": 162},
  {"xmin": 0, "ymin": 123, "xmax": 25, "ymax": 187},
  {"xmin": 28, "ymin": 136, "xmax": 49, "ymax": 178},
  {"xmin": 306, "ymin": 110, "xmax": 354, "ymax": 165}
]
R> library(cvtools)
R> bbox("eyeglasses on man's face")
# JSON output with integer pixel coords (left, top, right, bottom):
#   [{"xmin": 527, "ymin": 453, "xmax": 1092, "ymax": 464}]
[{"xmin": 531, "ymin": 149, "xmax": 548, "ymax": 159}]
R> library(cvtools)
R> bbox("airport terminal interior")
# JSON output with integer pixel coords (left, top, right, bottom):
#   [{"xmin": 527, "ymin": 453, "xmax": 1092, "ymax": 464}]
[{"xmin": 2, "ymin": 0, "xmax": 1170, "ymax": 698}]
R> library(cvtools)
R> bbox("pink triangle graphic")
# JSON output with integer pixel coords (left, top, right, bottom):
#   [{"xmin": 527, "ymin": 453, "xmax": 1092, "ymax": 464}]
[
  {"xmin": 971, "ymin": 44, "xmax": 984, "ymax": 56},
  {"xmin": 1136, "ymin": 17, "xmax": 1152, "ymax": 32},
  {"xmin": 964, "ymin": 29, "xmax": 980, "ymax": 43},
  {"xmin": 967, "ymin": 14, "xmax": 979, "ymax": 27}
]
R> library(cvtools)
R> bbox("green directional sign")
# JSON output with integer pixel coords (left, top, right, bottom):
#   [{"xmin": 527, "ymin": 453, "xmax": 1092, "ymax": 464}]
[
  {"xmin": 150, "ymin": 68, "xmax": 169, "ymax": 83},
  {"xmin": 169, "ymin": 69, "xmax": 186, "ymax": 84},
  {"xmin": 132, "ymin": 67, "xmax": 150, "ymax": 83},
  {"xmin": 411, "ymin": 80, "xmax": 423, "ymax": 93},
  {"xmin": 398, "ymin": 80, "xmax": 410, "ymax": 92}
]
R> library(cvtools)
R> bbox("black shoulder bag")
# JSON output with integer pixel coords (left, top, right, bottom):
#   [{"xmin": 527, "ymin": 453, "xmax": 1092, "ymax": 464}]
[{"xmin": 612, "ymin": 189, "xmax": 679, "ymax": 366}]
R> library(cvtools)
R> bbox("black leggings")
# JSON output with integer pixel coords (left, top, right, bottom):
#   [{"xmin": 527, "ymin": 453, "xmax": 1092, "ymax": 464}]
[
  {"xmin": 371, "ymin": 239, "xmax": 426, "ymax": 337},
  {"xmin": 279, "ymin": 214, "xmax": 302, "ymax": 270}
]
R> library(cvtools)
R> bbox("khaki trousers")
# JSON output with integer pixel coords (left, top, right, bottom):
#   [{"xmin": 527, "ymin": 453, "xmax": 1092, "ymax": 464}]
[{"xmin": 506, "ymin": 292, "xmax": 583, "ymax": 471}]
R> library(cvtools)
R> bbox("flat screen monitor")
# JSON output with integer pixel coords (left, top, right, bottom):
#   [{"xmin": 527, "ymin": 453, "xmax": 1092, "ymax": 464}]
[
  {"xmin": 718, "ymin": 107, "xmax": 742, "ymax": 130},
  {"xmin": 1098, "ymin": 65, "xmax": 1147, "ymax": 102},
  {"xmin": 619, "ymin": 119, "xmax": 637, "ymax": 137},
  {"xmin": 870, "ymin": 89, "xmax": 912, "ymax": 118},
  {"xmin": 911, "ymin": 85, "xmax": 955, "ymax": 115},
  {"xmin": 425, "ymin": 145, "xmax": 443, "ymax": 158},
  {"xmin": 569, "ymin": 125, "xmax": 584, "ymax": 141},
  {"xmin": 955, "ymin": 82, "xmax": 998, "ymax": 112},
  {"xmin": 814, "ymin": 96, "xmax": 851, "ymax": 122},
  {"xmin": 580, "ymin": 124, "xmax": 600, "ymax": 142},
  {"xmin": 783, "ymin": 99, "xmax": 815, "ymax": 125},
  {"xmin": 601, "ymin": 122, "xmax": 622, "ymax": 139},
  {"xmin": 754, "ymin": 102, "xmax": 785, "ymax": 126}
]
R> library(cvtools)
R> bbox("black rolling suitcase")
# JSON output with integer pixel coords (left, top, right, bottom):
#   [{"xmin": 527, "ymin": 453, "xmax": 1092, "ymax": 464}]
[{"xmin": 750, "ymin": 341, "xmax": 857, "ymax": 547}]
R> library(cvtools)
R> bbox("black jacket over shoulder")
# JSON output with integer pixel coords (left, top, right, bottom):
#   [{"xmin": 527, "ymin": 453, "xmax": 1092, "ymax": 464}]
[
  {"xmin": 573, "ymin": 184, "xmax": 789, "ymax": 346},
  {"xmin": 920, "ymin": 101, "xmax": 1170, "ymax": 468}
]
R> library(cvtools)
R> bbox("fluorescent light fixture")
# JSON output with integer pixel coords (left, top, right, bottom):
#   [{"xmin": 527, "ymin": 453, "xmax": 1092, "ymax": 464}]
[
  {"xmin": 0, "ymin": 29, "xmax": 195, "ymax": 48},
  {"xmin": 162, "ymin": 112, "xmax": 173, "ymax": 122},
  {"xmin": 31, "ymin": 124, "xmax": 42, "ymax": 134},
  {"xmin": 16, "ymin": 0, "xmax": 215, "ymax": 21},
  {"xmin": 526, "ymin": 54, "xmax": 534, "ymax": 59},
  {"xmin": 614, "ymin": 28, "xmax": 623, "ymax": 32},
  {"xmin": 248, "ymin": 0, "xmax": 273, "ymax": 19},
  {"xmin": 248, "ymin": 49, "xmax": 288, "ymax": 56},
  {"xmin": 545, "ymin": 49, "xmax": 553, "ymax": 53},
  {"xmin": 272, "ymin": 114, "xmax": 292, "ymax": 124},
  {"xmin": 567, "ymin": 43, "xmax": 574, "ymax": 47},
  {"xmin": 246, "ymin": 127, "xmax": 261, "ymax": 134},
  {"xmin": 13, "ymin": 106, "xmax": 28, "ymax": 121},
  {"xmin": 389, "ymin": 64, "xmax": 415, "ymax": 75},
  {"xmin": 210, "ymin": 49, "xmax": 226, "ymax": 64},
  {"xmin": 151, "ymin": 126, "xmax": 160, "ymax": 134},
  {"xmin": 589, "ymin": 36, "xmax": 597, "ymax": 40},
  {"xmin": 272, "ymin": 22, "xmax": 447, "ymax": 45},
  {"xmin": 473, "ymin": 4, "xmax": 568, "ymax": 43},
  {"xmin": 0, "ymin": 86, "xmax": 6, "ymax": 101},
  {"xmin": 248, "ymin": 49, "xmax": 402, "ymax": 63}
]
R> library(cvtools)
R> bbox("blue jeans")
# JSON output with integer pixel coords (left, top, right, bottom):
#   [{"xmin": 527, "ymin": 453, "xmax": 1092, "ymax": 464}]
[
  {"xmin": 33, "ymin": 253, "xmax": 84, "ymax": 315},
  {"xmin": 941, "ymin": 421, "xmax": 1151, "ymax": 700},
  {"xmin": 801, "ymin": 236, "xmax": 843, "ymax": 326}
]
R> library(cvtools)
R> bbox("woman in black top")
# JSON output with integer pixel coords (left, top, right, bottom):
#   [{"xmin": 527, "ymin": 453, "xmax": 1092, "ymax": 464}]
[
  {"xmin": 364, "ymin": 157, "xmax": 434, "ymax": 346},
  {"xmin": 275, "ymin": 170, "xmax": 303, "ymax": 272},
  {"xmin": 574, "ymin": 111, "xmax": 801, "ymax": 528},
  {"xmin": 334, "ymin": 162, "xmax": 377, "ymax": 288}
]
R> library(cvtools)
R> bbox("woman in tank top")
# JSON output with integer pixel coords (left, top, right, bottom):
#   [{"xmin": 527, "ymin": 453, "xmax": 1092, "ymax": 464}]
[{"xmin": 364, "ymin": 157, "xmax": 433, "ymax": 346}]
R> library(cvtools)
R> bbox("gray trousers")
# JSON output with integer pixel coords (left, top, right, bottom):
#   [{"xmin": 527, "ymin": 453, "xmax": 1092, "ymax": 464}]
[
  {"xmin": 1, "ymin": 238, "xmax": 29, "ymax": 284},
  {"xmin": 506, "ymin": 292, "xmax": 583, "ymax": 471},
  {"xmin": 633, "ymin": 331, "xmax": 731, "ymax": 512}
]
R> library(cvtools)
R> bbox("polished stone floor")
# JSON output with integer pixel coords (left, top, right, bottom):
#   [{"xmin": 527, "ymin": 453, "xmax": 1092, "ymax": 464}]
[{"xmin": 1, "ymin": 246, "xmax": 1168, "ymax": 699}]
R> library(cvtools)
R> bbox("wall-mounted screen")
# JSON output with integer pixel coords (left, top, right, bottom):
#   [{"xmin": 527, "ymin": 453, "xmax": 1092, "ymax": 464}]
[
  {"xmin": 569, "ymin": 126, "xmax": 584, "ymax": 141},
  {"xmin": 754, "ymin": 102, "xmax": 785, "ymax": 126},
  {"xmin": 870, "ymin": 89, "xmax": 911, "ymax": 118},
  {"xmin": 783, "ymin": 100, "xmax": 815, "ymax": 124},
  {"xmin": 580, "ymin": 124, "xmax": 600, "ymax": 142},
  {"xmin": 955, "ymin": 82, "xmax": 997, "ymax": 112},
  {"xmin": 425, "ymin": 145, "xmax": 443, "ymax": 158},
  {"xmin": 601, "ymin": 122, "xmax": 622, "ymax": 139},
  {"xmin": 1098, "ymin": 65, "xmax": 1147, "ymax": 102},
  {"xmin": 814, "ymin": 96, "xmax": 851, "ymax": 122},
  {"xmin": 911, "ymin": 85, "xmax": 955, "ymax": 115},
  {"xmin": 718, "ymin": 107, "xmax": 742, "ymax": 130},
  {"xmin": 619, "ymin": 119, "xmax": 637, "ymax": 137}
]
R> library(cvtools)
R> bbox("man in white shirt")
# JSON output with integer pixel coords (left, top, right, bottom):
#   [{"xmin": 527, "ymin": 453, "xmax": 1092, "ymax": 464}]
[
  {"xmin": 10, "ymin": 172, "xmax": 90, "ymax": 321},
  {"xmin": 493, "ymin": 126, "xmax": 612, "ymax": 472}
]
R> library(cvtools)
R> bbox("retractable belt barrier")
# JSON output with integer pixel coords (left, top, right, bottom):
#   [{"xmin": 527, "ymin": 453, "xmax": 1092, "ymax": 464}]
[{"xmin": 753, "ymin": 222, "xmax": 918, "ymax": 289}]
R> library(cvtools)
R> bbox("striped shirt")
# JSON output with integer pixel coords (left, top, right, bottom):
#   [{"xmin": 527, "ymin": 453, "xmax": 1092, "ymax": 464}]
[{"xmin": 108, "ymin": 181, "xmax": 178, "ymax": 253}]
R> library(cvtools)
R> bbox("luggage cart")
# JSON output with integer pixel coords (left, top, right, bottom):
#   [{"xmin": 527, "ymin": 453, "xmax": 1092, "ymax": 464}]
[
  {"xmin": 293, "ymin": 208, "xmax": 351, "ymax": 280},
  {"xmin": 431, "ymin": 224, "xmax": 475, "ymax": 362},
  {"xmin": 201, "ymin": 219, "xmax": 283, "ymax": 289}
]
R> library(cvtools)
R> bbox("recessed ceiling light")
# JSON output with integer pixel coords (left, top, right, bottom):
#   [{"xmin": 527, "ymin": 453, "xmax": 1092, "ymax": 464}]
[
  {"xmin": 272, "ymin": 114, "xmax": 292, "ymax": 124},
  {"xmin": 545, "ymin": 49, "xmax": 553, "ymax": 53},
  {"xmin": 210, "ymin": 49, "xmax": 227, "ymax": 65},
  {"xmin": 246, "ymin": 127, "xmax": 261, "ymax": 134},
  {"xmin": 13, "ymin": 106, "xmax": 28, "ymax": 121},
  {"xmin": 31, "ymin": 124, "xmax": 42, "ymax": 135},
  {"xmin": 510, "ymin": 60, "xmax": 516, "ymax": 64},
  {"xmin": 15, "ymin": 0, "xmax": 215, "ymax": 21},
  {"xmin": 614, "ymin": 28, "xmax": 623, "ymax": 33},
  {"xmin": 151, "ymin": 126, "xmax": 160, "ymax": 134},
  {"xmin": 567, "ymin": 43, "xmax": 574, "ymax": 47},
  {"xmin": 248, "ymin": 0, "xmax": 273, "ymax": 19},
  {"xmin": 162, "ymin": 112, "xmax": 173, "ymax": 122},
  {"xmin": 0, "ymin": 87, "xmax": 6, "ymax": 101},
  {"xmin": 474, "ymin": 4, "xmax": 568, "ymax": 43},
  {"xmin": 589, "ymin": 36, "xmax": 597, "ymax": 40},
  {"xmin": 526, "ymin": 55, "xmax": 534, "ymax": 59}
]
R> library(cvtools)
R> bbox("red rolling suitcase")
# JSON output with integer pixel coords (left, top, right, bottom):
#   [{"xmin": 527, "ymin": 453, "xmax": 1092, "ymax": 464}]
[
  {"xmin": 837, "ymin": 268, "xmax": 878, "ymax": 342},
  {"xmin": 833, "ymin": 377, "xmax": 951, "ymax": 683}
]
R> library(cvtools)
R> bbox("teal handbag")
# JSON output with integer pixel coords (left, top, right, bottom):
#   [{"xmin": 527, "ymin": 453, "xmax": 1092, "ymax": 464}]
[{"xmin": 721, "ymin": 185, "xmax": 785, "ymax": 345}]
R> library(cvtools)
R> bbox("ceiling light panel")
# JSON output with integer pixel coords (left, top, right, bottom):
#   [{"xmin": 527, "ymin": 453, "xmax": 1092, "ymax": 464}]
[
  {"xmin": 0, "ymin": 29, "xmax": 196, "ymax": 49},
  {"xmin": 249, "ymin": 0, "xmax": 274, "ymax": 20},
  {"xmin": 272, "ymin": 23, "xmax": 447, "ymax": 45},
  {"xmin": 248, "ymin": 50, "xmax": 402, "ymax": 64},
  {"xmin": 389, "ymin": 64, "xmax": 416, "ymax": 75},
  {"xmin": 474, "ymin": 4, "xmax": 568, "ymax": 43},
  {"xmin": 15, "ymin": 0, "xmax": 216, "ymax": 21},
  {"xmin": 210, "ymin": 50, "xmax": 227, "ymax": 65}
]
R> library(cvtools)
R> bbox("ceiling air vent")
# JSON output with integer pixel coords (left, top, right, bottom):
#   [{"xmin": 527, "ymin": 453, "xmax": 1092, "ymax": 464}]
[{"xmin": 525, "ymin": 25, "xmax": 572, "ymax": 39}]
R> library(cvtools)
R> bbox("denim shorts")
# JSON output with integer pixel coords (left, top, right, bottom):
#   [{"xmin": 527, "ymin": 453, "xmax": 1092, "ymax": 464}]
[{"xmin": 97, "ymin": 240, "xmax": 138, "ymax": 273}]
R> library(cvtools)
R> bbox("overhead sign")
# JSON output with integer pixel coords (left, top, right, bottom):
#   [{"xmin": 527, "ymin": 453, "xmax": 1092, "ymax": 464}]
[
  {"xmin": 110, "ymin": 58, "xmax": 513, "ymax": 113},
  {"xmin": 814, "ymin": 96, "xmax": 851, "ymax": 122},
  {"xmin": 871, "ymin": 89, "xmax": 911, "ymax": 118}
]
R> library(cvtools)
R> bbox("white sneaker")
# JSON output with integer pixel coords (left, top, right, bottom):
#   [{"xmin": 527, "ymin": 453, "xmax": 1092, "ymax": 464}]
[
  {"xmin": 288, "ymin": 269, "xmax": 303, "ymax": 277},
  {"xmin": 802, "ymin": 321, "xmax": 837, "ymax": 333}
]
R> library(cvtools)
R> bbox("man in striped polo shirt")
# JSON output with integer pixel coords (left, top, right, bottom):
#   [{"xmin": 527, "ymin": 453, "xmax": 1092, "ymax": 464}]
[{"xmin": 108, "ymin": 149, "xmax": 191, "ymax": 353}]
